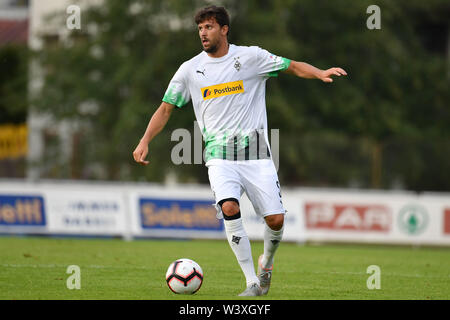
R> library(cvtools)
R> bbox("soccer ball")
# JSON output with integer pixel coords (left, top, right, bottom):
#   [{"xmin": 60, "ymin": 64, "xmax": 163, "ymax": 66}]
[{"xmin": 165, "ymin": 258, "xmax": 203, "ymax": 294}]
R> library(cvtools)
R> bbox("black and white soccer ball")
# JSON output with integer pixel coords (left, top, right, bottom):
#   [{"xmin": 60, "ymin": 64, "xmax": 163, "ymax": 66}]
[{"xmin": 165, "ymin": 258, "xmax": 203, "ymax": 294}]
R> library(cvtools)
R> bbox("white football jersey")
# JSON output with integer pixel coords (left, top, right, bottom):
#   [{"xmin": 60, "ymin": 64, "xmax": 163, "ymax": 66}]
[{"xmin": 162, "ymin": 44, "xmax": 291, "ymax": 163}]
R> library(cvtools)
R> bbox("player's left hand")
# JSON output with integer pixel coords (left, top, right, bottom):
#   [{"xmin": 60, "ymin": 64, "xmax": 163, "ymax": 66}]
[{"xmin": 320, "ymin": 67, "xmax": 347, "ymax": 83}]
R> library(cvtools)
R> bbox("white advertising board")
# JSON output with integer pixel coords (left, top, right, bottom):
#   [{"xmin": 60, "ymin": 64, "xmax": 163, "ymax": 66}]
[
  {"xmin": 0, "ymin": 181, "xmax": 130, "ymax": 236},
  {"xmin": 297, "ymin": 189, "xmax": 450, "ymax": 246},
  {"xmin": 127, "ymin": 184, "xmax": 225, "ymax": 239},
  {"xmin": 45, "ymin": 188, "xmax": 128, "ymax": 236},
  {"xmin": 0, "ymin": 182, "xmax": 48, "ymax": 234},
  {"xmin": 1, "ymin": 181, "xmax": 449, "ymax": 246}
]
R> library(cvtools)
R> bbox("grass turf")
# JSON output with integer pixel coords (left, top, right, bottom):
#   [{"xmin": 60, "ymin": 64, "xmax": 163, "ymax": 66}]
[{"xmin": 0, "ymin": 236, "xmax": 449, "ymax": 300}]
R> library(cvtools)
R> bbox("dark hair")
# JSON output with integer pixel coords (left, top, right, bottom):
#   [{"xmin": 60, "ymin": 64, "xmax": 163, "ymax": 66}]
[{"xmin": 194, "ymin": 5, "xmax": 230, "ymax": 35}]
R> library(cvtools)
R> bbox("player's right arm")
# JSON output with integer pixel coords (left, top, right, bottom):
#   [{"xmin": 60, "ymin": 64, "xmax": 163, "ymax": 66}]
[
  {"xmin": 134, "ymin": 60, "xmax": 190, "ymax": 165},
  {"xmin": 132, "ymin": 102, "xmax": 176, "ymax": 166}
]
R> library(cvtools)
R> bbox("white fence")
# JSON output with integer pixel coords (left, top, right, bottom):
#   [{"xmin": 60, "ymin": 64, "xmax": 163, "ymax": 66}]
[{"xmin": 1, "ymin": 180, "xmax": 450, "ymax": 246}]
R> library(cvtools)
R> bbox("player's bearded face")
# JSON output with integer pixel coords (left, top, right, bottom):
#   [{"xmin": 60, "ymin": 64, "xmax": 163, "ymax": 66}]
[{"xmin": 198, "ymin": 19, "xmax": 225, "ymax": 54}]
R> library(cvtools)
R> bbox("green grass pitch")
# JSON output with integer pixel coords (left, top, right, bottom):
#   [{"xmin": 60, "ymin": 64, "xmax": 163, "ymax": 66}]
[{"xmin": 0, "ymin": 236, "xmax": 449, "ymax": 300}]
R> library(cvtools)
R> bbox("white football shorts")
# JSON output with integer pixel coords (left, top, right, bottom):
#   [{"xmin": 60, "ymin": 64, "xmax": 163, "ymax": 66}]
[{"xmin": 206, "ymin": 159, "xmax": 286, "ymax": 219}]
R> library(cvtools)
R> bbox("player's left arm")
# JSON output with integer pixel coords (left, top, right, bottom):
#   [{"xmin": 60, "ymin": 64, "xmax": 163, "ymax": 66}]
[{"xmin": 284, "ymin": 60, "xmax": 347, "ymax": 83}]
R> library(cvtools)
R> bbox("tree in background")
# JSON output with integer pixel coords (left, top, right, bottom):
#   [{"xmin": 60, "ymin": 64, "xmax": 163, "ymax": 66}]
[
  {"xmin": 0, "ymin": 43, "xmax": 28, "ymax": 177},
  {"xmin": 0, "ymin": 45, "xmax": 28, "ymax": 124},
  {"xmin": 32, "ymin": 0, "xmax": 450, "ymax": 191},
  {"xmin": 33, "ymin": 0, "xmax": 205, "ymax": 181},
  {"xmin": 230, "ymin": 0, "xmax": 450, "ymax": 190}
]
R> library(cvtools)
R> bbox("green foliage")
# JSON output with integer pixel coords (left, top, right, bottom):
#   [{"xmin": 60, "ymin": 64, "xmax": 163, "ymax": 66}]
[
  {"xmin": 231, "ymin": 0, "xmax": 450, "ymax": 190},
  {"xmin": 0, "ymin": 45, "xmax": 28, "ymax": 124},
  {"xmin": 32, "ymin": 0, "xmax": 450, "ymax": 190},
  {"xmin": 34, "ymin": 0, "xmax": 204, "ymax": 181}
]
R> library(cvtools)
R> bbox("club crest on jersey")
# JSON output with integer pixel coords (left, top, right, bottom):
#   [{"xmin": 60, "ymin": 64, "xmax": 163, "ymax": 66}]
[
  {"xmin": 234, "ymin": 57, "xmax": 241, "ymax": 71},
  {"xmin": 201, "ymin": 80, "xmax": 244, "ymax": 100}
]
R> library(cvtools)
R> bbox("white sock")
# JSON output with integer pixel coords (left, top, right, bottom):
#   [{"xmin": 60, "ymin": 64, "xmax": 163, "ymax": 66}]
[
  {"xmin": 261, "ymin": 224, "xmax": 284, "ymax": 270},
  {"xmin": 224, "ymin": 218, "xmax": 259, "ymax": 286}
]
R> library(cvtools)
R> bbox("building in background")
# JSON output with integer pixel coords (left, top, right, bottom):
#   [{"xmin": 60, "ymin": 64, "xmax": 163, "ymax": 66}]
[
  {"xmin": 27, "ymin": 0, "xmax": 101, "ymax": 180},
  {"xmin": 0, "ymin": 0, "xmax": 28, "ymax": 43},
  {"xmin": 26, "ymin": 0, "xmax": 181, "ymax": 182}
]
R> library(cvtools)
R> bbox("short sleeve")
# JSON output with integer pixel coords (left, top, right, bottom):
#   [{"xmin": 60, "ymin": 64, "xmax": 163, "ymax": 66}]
[
  {"xmin": 162, "ymin": 63, "xmax": 191, "ymax": 108},
  {"xmin": 255, "ymin": 47, "xmax": 291, "ymax": 78}
]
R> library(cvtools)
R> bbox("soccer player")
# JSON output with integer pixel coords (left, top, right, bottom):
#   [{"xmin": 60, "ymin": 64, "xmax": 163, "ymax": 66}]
[{"xmin": 133, "ymin": 6, "xmax": 347, "ymax": 296}]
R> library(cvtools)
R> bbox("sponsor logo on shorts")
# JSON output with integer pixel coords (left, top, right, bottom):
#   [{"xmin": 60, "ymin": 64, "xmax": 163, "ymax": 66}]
[{"xmin": 201, "ymin": 80, "xmax": 244, "ymax": 100}]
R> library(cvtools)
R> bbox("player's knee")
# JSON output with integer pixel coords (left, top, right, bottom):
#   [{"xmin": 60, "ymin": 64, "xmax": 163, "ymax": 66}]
[
  {"xmin": 265, "ymin": 214, "xmax": 284, "ymax": 231},
  {"xmin": 220, "ymin": 199, "xmax": 240, "ymax": 217}
]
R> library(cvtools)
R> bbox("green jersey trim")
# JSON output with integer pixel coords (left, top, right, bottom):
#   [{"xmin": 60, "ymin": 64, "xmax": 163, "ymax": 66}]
[
  {"xmin": 267, "ymin": 57, "xmax": 291, "ymax": 78},
  {"xmin": 203, "ymin": 129, "xmax": 271, "ymax": 162},
  {"xmin": 162, "ymin": 87, "xmax": 188, "ymax": 108}
]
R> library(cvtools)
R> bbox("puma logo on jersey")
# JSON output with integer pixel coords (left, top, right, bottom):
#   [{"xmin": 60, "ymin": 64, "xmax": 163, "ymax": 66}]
[
  {"xmin": 201, "ymin": 80, "xmax": 244, "ymax": 100},
  {"xmin": 196, "ymin": 69, "xmax": 206, "ymax": 76}
]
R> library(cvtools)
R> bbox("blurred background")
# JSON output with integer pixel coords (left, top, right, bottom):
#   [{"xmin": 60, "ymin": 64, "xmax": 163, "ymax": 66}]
[
  {"xmin": 1, "ymin": 1, "xmax": 450, "ymax": 300},
  {"xmin": 0, "ymin": 0, "xmax": 449, "ymax": 191}
]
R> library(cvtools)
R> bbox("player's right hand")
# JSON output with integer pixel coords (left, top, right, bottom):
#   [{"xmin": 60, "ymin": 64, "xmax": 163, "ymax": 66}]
[{"xmin": 132, "ymin": 142, "xmax": 150, "ymax": 166}]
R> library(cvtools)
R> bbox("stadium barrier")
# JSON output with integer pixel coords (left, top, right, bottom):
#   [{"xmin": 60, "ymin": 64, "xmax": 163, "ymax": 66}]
[{"xmin": 0, "ymin": 180, "xmax": 449, "ymax": 246}]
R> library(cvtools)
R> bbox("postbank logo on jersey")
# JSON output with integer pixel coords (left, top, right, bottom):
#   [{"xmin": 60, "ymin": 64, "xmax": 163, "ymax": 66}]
[{"xmin": 201, "ymin": 80, "xmax": 244, "ymax": 100}]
